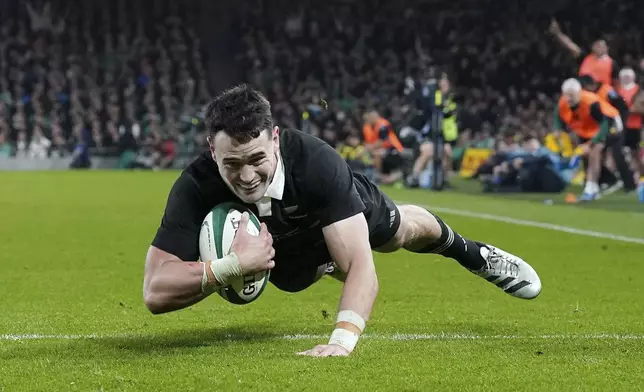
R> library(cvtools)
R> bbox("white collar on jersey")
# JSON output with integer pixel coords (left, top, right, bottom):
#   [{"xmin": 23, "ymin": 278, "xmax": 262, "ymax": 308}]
[
  {"xmin": 255, "ymin": 152, "xmax": 284, "ymax": 217},
  {"xmin": 264, "ymin": 151, "xmax": 284, "ymax": 200}
]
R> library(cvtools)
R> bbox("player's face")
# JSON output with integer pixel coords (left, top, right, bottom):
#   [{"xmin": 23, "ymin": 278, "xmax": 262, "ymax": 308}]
[
  {"xmin": 439, "ymin": 78, "xmax": 450, "ymax": 92},
  {"xmin": 564, "ymin": 90, "xmax": 580, "ymax": 106},
  {"xmin": 620, "ymin": 73, "xmax": 635, "ymax": 86},
  {"xmin": 211, "ymin": 127, "xmax": 280, "ymax": 203},
  {"xmin": 592, "ymin": 40, "xmax": 607, "ymax": 56}
]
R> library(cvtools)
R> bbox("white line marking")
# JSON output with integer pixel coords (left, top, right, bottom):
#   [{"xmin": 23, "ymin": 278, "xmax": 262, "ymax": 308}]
[
  {"xmin": 397, "ymin": 202, "xmax": 644, "ymax": 245},
  {"xmin": 2, "ymin": 333, "xmax": 644, "ymax": 342}
]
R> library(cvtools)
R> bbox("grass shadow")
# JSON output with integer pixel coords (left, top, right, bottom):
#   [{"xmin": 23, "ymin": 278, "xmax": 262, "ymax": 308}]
[
  {"xmin": 1, "ymin": 323, "xmax": 302, "ymax": 361},
  {"xmin": 98, "ymin": 323, "xmax": 290, "ymax": 352}
]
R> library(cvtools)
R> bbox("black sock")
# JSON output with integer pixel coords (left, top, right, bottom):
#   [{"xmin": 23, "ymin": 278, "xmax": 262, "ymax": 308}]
[{"xmin": 413, "ymin": 213, "xmax": 487, "ymax": 270}]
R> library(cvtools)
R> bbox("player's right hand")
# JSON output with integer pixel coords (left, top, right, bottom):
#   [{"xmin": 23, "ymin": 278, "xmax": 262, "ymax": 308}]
[
  {"xmin": 230, "ymin": 212, "xmax": 275, "ymax": 275},
  {"xmin": 548, "ymin": 19, "xmax": 561, "ymax": 35}
]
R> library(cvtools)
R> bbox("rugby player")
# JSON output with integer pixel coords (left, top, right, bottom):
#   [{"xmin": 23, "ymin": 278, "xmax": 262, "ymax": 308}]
[
  {"xmin": 555, "ymin": 78, "xmax": 622, "ymax": 200},
  {"xmin": 579, "ymin": 74, "xmax": 636, "ymax": 193},
  {"xmin": 143, "ymin": 85, "xmax": 542, "ymax": 357}
]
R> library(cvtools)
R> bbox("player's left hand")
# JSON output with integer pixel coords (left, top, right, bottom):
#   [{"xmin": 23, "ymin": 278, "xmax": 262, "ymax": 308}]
[
  {"xmin": 579, "ymin": 143, "xmax": 591, "ymax": 155},
  {"xmin": 297, "ymin": 344, "xmax": 350, "ymax": 357}
]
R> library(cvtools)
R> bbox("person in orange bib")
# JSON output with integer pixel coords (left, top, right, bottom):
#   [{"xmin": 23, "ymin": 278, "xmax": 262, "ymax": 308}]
[
  {"xmin": 579, "ymin": 74, "xmax": 636, "ymax": 192},
  {"xmin": 549, "ymin": 19, "xmax": 618, "ymax": 86},
  {"xmin": 554, "ymin": 78, "xmax": 621, "ymax": 200},
  {"xmin": 616, "ymin": 67, "xmax": 644, "ymax": 198},
  {"xmin": 362, "ymin": 110, "xmax": 405, "ymax": 185}
]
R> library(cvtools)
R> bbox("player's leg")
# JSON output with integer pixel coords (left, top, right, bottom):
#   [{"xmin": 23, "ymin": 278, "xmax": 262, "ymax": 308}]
[
  {"xmin": 407, "ymin": 141, "xmax": 433, "ymax": 186},
  {"xmin": 578, "ymin": 137, "xmax": 602, "ymax": 200},
  {"xmin": 353, "ymin": 173, "xmax": 541, "ymax": 299},
  {"xmin": 443, "ymin": 142, "xmax": 454, "ymax": 182},
  {"xmin": 606, "ymin": 132, "xmax": 635, "ymax": 192},
  {"xmin": 624, "ymin": 128, "xmax": 644, "ymax": 201},
  {"xmin": 375, "ymin": 204, "xmax": 541, "ymax": 299}
]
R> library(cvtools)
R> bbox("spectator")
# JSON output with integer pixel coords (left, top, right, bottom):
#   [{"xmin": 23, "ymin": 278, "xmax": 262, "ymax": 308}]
[
  {"xmin": 15, "ymin": 130, "xmax": 28, "ymax": 158},
  {"xmin": 28, "ymin": 126, "xmax": 51, "ymax": 159},
  {"xmin": 0, "ymin": 129, "xmax": 13, "ymax": 157}
]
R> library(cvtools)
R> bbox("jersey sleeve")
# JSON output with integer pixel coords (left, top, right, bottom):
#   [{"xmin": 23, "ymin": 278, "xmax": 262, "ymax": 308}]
[
  {"xmin": 589, "ymin": 102, "xmax": 610, "ymax": 142},
  {"xmin": 151, "ymin": 173, "xmax": 204, "ymax": 261},
  {"xmin": 608, "ymin": 90, "xmax": 629, "ymax": 118},
  {"xmin": 378, "ymin": 124, "xmax": 390, "ymax": 140},
  {"xmin": 306, "ymin": 143, "xmax": 366, "ymax": 228},
  {"xmin": 611, "ymin": 59, "xmax": 619, "ymax": 80},
  {"xmin": 553, "ymin": 105, "xmax": 565, "ymax": 130}
]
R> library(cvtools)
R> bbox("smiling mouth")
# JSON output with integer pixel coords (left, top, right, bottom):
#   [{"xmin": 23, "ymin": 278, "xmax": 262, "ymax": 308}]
[{"xmin": 238, "ymin": 182, "xmax": 260, "ymax": 192}]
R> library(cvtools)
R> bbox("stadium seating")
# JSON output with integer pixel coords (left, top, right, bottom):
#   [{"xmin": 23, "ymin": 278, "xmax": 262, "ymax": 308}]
[{"xmin": 0, "ymin": 0, "xmax": 210, "ymax": 166}]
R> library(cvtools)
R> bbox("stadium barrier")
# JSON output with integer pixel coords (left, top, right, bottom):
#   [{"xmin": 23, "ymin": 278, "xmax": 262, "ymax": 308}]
[
  {"xmin": 458, "ymin": 148, "xmax": 494, "ymax": 178},
  {"xmin": 0, "ymin": 157, "xmax": 119, "ymax": 171}
]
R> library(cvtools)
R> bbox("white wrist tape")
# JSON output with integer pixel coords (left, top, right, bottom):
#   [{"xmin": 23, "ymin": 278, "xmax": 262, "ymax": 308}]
[
  {"xmin": 210, "ymin": 252, "xmax": 242, "ymax": 286},
  {"xmin": 201, "ymin": 253, "xmax": 242, "ymax": 294},
  {"xmin": 337, "ymin": 310, "xmax": 366, "ymax": 332},
  {"xmin": 328, "ymin": 328, "xmax": 360, "ymax": 353}
]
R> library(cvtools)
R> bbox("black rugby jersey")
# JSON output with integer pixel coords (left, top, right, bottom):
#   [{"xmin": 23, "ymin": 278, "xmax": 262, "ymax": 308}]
[{"xmin": 151, "ymin": 128, "xmax": 366, "ymax": 269}]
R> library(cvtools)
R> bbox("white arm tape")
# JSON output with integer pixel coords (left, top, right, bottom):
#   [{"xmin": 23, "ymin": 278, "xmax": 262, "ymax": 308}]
[
  {"xmin": 328, "ymin": 328, "xmax": 360, "ymax": 353},
  {"xmin": 201, "ymin": 253, "xmax": 242, "ymax": 294},
  {"xmin": 337, "ymin": 310, "xmax": 366, "ymax": 332}
]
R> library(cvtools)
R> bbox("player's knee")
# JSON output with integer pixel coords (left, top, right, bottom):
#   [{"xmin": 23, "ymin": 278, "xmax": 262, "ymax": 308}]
[
  {"xmin": 379, "ymin": 205, "xmax": 436, "ymax": 251},
  {"xmin": 419, "ymin": 143, "xmax": 433, "ymax": 156}
]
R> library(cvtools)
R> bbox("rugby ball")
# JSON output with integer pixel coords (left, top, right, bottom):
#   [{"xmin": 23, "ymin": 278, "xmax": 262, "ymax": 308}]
[{"xmin": 199, "ymin": 202, "xmax": 270, "ymax": 304}]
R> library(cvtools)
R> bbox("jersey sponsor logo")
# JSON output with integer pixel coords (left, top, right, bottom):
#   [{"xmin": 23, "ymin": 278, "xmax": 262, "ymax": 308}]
[
  {"xmin": 271, "ymin": 220, "xmax": 321, "ymax": 240},
  {"xmin": 283, "ymin": 205, "xmax": 299, "ymax": 214}
]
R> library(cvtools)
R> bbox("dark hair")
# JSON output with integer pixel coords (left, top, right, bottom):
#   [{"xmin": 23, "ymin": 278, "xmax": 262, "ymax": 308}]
[{"xmin": 204, "ymin": 84, "xmax": 273, "ymax": 144}]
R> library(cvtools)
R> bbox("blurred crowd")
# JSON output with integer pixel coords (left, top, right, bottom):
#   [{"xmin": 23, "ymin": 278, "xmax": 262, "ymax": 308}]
[
  {"xmin": 0, "ymin": 0, "xmax": 210, "ymax": 168},
  {"xmin": 1, "ymin": 0, "xmax": 643, "ymax": 191},
  {"xmin": 235, "ymin": 0, "xmax": 644, "ymax": 193}
]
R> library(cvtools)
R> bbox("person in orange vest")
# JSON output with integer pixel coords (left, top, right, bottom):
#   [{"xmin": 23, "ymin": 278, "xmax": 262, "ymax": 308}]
[
  {"xmin": 616, "ymin": 67, "xmax": 644, "ymax": 199},
  {"xmin": 549, "ymin": 19, "xmax": 618, "ymax": 86},
  {"xmin": 362, "ymin": 110, "xmax": 404, "ymax": 185},
  {"xmin": 579, "ymin": 74, "xmax": 636, "ymax": 192},
  {"xmin": 554, "ymin": 78, "xmax": 621, "ymax": 201}
]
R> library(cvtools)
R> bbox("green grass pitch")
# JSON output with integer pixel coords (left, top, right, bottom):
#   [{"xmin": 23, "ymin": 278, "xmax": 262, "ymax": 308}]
[{"xmin": 1, "ymin": 171, "xmax": 643, "ymax": 391}]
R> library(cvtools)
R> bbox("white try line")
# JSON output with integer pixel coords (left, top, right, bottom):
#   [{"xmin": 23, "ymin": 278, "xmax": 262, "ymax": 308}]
[
  {"xmin": 2, "ymin": 333, "xmax": 644, "ymax": 342},
  {"xmin": 397, "ymin": 202, "xmax": 644, "ymax": 245}
]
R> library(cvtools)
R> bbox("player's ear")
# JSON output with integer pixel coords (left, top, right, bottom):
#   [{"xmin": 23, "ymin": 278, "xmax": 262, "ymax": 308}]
[
  {"xmin": 272, "ymin": 126, "xmax": 280, "ymax": 148},
  {"xmin": 207, "ymin": 135, "xmax": 216, "ymax": 161}
]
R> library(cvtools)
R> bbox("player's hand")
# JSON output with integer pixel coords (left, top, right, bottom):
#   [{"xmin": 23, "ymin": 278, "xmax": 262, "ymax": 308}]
[
  {"xmin": 230, "ymin": 212, "xmax": 275, "ymax": 275},
  {"xmin": 548, "ymin": 19, "xmax": 561, "ymax": 35},
  {"xmin": 579, "ymin": 143, "xmax": 591, "ymax": 155},
  {"xmin": 297, "ymin": 344, "xmax": 350, "ymax": 357}
]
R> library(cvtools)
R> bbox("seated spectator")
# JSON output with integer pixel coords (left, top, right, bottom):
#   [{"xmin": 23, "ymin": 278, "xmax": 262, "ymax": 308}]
[
  {"xmin": 481, "ymin": 136, "xmax": 567, "ymax": 193},
  {"xmin": 362, "ymin": 110, "xmax": 405, "ymax": 185},
  {"xmin": 337, "ymin": 132, "xmax": 374, "ymax": 181}
]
